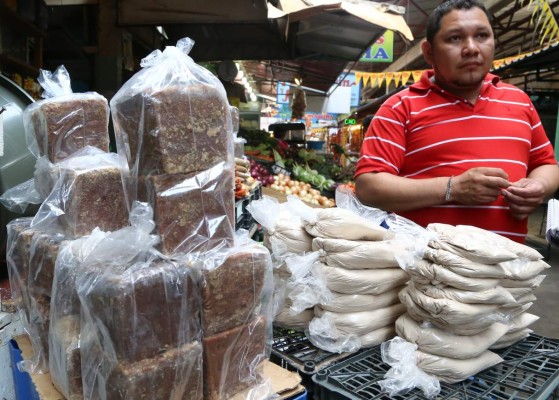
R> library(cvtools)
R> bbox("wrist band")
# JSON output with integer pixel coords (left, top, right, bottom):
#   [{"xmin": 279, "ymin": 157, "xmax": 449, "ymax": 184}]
[{"xmin": 445, "ymin": 176, "xmax": 453, "ymax": 202}]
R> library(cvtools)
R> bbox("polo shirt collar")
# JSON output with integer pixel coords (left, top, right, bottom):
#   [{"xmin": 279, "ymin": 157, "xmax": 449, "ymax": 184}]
[{"xmin": 411, "ymin": 70, "xmax": 501, "ymax": 94}]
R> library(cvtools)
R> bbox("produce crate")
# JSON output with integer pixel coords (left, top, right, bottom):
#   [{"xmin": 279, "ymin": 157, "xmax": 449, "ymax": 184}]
[
  {"xmin": 271, "ymin": 326, "xmax": 354, "ymax": 376},
  {"xmin": 9, "ymin": 339, "xmax": 40, "ymax": 400},
  {"xmin": 235, "ymin": 183, "xmax": 262, "ymax": 232},
  {"xmin": 312, "ymin": 333, "xmax": 559, "ymax": 400}
]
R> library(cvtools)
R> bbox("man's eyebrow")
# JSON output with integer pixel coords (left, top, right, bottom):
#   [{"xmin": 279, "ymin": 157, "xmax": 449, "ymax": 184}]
[{"xmin": 441, "ymin": 25, "xmax": 491, "ymax": 34}]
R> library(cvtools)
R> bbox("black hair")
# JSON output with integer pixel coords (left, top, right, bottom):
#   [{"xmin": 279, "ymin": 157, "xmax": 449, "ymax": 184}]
[
  {"xmin": 362, "ymin": 115, "xmax": 374, "ymax": 132},
  {"xmin": 425, "ymin": 0, "xmax": 493, "ymax": 43}
]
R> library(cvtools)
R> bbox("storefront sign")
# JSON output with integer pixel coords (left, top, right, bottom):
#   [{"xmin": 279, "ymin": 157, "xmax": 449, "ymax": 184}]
[
  {"xmin": 335, "ymin": 72, "xmax": 360, "ymax": 107},
  {"xmin": 360, "ymin": 30, "xmax": 393, "ymax": 62},
  {"xmin": 276, "ymin": 81, "xmax": 291, "ymax": 104}
]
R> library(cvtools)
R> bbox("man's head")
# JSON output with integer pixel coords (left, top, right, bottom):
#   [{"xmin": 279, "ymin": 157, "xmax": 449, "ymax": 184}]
[
  {"xmin": 426, "ymin": 0, "xmax": 493, "ymax": 44},
  {"xmin": 421, "ymin": 0, "xmax": 495, "ymax": 101}
]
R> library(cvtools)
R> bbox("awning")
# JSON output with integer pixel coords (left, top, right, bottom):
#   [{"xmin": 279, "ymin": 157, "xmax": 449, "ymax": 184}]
[{"xmin": 116, "ymin": 0, "xmax": 414, "ymax": 97}]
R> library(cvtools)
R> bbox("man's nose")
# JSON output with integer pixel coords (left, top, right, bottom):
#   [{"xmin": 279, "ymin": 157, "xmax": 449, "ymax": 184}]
[{"xmin": 462, "ymin": 37, "xmax": 479, "ymax": 55}]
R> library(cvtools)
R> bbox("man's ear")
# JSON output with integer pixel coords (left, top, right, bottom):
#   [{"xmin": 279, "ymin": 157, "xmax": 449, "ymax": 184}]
[{"xmin": 421, "ymin": 39, "xmax": 433, "ymax": 66}]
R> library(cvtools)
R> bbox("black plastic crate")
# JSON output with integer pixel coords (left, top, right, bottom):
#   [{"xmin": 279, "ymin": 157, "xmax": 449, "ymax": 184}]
[
  {"xmin": 312, "ymin": 334, "xmax": 559, "ymax": 400},
  {"xmin": 271, "ymin": 326, "xmax": 354, "ymax": 375}
]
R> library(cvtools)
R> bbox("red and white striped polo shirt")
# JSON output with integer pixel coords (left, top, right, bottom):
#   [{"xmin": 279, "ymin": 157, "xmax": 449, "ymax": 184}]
[{"xmin": 355, "ymin": 70, "xmax": 557, "ymax": 242}]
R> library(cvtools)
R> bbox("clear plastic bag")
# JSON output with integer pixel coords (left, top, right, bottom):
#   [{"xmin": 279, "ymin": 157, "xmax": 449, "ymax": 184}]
[
  {"xmin": 20, "ymin": 228, "xmax": 68, "ymax": 374},
  {"xmin": 50, "ymin": 203, "xmax": 181, "ymax": 400},
  {"xmin": 284, "ymin": 252, "xmax": 333, "ymax": 313},
  {"xmin": 286, "ymin": 195, "xmax": 391, "ymax": 241},
  {"xmin": 378, "ymin": 336, "xmax": 441, "ymax": 398},
  {"xmin": 31, "ymin": 146, "xmax": 129, "ymax": 238},
  {"xmin": 0, "ymin": 178, "xmax": 42, "ymax": 213},
  {"xmin": 247, "ymin": 195, "xmax": 313, "ymax": 256},
  {"xmin": 110, "ymin": 38, "xmax": 235, "ymax": 256},
  {"xmin": 24, "ymin": 65, "xmax": 110, "ymax": 163},
  {"xmin": 334, "ymin": 185, "xmax": 388, "ymax": 225},
  {"xmin": 5, "ymin": 218, "xmax": 35, "ymax": 326},
  {"xmin": 306, "ymin": 313, "xmax": 361, "ymax": 354},
  {"xmin": 110, "ymin": 38, "xmax": 233, "ymax": 191},
  {"xmin": 191, "ymin": 238, "xmax": 275, "ymax": 400}
]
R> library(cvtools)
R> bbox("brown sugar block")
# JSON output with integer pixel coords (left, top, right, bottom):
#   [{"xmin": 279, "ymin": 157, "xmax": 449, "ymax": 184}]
[
  {"xmin": 6, "ymin": 219, "xmax": 36, "ymax": 320},
  {"xmin": 203, "ymin": 317, "xmax": 267, "ymax": 400},
  {"xmin": 49, "ymin": 315, "xmax": 83, "ymax": 400},
  {"xmin": 26, "ymin": 291, "xmax": 51, "ymax": 367},
  {"xmin": 104, "ymin": 341, "xmax": 203, "ymax": 400},
  {"xmin": 147, "ymin": 167, "xmax": 234, "ymax": 255},
  {"xmin": 112, "ymin": 84, "xmax": 230, "ymax": 176},
  {"xmin": 201, "ymin": 248, "xmax": 269, "ymax": 336},
  {"xmin": 28, "ymin": 93, "xmax": 110, "ymax": 162},
  {"xmin": 59, "ymin": 165, "xmax": 129, "ymax": 237},
  {"xmin": 86, "ymin": 259, "xmax": 200, "ymax": 363},
  {"xmin": 28, "ymin": 231, "xmax": 67, "ymax": 297}
]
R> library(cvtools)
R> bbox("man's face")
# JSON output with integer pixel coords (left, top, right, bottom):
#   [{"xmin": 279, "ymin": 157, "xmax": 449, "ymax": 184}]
[{"xmin": 422, "ymin": 7, "xmax": 495, "ymax": 94}]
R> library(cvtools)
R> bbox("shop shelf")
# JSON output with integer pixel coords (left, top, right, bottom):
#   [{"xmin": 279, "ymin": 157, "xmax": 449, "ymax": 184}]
[{"xmin": 312, "ymin": 333, "xmax": 559, "ymax": 400}]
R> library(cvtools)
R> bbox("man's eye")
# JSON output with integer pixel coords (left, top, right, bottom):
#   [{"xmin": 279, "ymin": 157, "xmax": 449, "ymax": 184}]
[
  {"xmin": 477, "ymin": 32, "xmax": 489, "ymax": 39},
  {"xmin": 448, "ymin": 36, "xmax": 461, "ymax": 42}
]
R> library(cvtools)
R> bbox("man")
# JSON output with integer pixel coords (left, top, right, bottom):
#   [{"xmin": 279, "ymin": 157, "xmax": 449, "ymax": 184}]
[{"xmin": 355, "ymin": 0, "xmax": 559, "ymax": 243}]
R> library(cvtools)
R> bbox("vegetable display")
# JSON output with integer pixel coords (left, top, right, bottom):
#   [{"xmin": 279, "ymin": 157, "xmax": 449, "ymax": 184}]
[{"xmin": 269, "ymin": 173, "xmax": 335, "ymax": 207}]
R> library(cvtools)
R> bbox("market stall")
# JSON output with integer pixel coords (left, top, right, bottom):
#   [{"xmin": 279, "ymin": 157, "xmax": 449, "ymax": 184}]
[{"xmin": 2, "ymin": 33, "xmax": 559, "ymax": 400}]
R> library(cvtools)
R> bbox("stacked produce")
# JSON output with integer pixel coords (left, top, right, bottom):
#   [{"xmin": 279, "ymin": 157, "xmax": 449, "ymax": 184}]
[
  {"xmin": 5, "ymin": 66, "xmax": 119, "ymax": 379},
  {"xmin": 194, "ymin": 241, "xmax": 273, "ymax": 399},
  {"xmin": 388, "ymin": 223, "xmax": 548, "ymax": 385},
  {"xmin": 73, "ymin": 213, "xmax": 203, "ymax": 400},
  {"xmin": 234, "ymin": 157, "xmax": 257, "ymax": 199},
  {"xmin": 111, "ymin": 41, "xmax": 235, "ymax": 256},
  {"xmin": 270, "ymin": 173, "xmax": 335, "ymax": 207},
  {"xmin": 286, "ymin": 197, "xmax": 408, "ymax": 353},
  {"xmin": 5, "ymin": 38, "xmax": 274, "ymax": 400},
  {"xmin": 109, "ymin": 38, "xmax": 273, "ymax": 400},
  {"xmin": 246, "ymin": 192, "xmax": 408, "ymax": 352},
  {"xmin": 246, "ymin": 196, "xmax": 315, "ymax": 330}
]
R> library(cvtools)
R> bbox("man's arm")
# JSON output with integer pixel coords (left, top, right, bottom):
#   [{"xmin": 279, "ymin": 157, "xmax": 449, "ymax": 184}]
[
  {"xmin": 355, "ymin": 172, "xmax": 449, "ymax": 212},
  {"xmin": 503, "ymin": 164, "xmax": 559, "ymax": 219},
  {"xmin": 355, "ymin": 167, "xmax": 511, "ymax": 212}
]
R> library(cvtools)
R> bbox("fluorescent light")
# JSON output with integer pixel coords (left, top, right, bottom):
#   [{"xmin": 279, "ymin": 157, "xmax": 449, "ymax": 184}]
[
  {"xmin": 256, "ymin": 93, "xmax": 277, "ymax": 101},
  {"xmin": 156, "ymin": 26, "xmax": 168, "ymax": 40}
]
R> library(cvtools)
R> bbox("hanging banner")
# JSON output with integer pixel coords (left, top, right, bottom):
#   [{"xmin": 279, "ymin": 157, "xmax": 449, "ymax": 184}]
[
  {"xmin": 354, "ymin": 71, "xmax": 363, "ymax": 86},
  {"xmin": 362, "ymin": 73, "xmax": 370, "ymax": 87},
  {"xmin": 385, "ymin": 72, "xmax": 394, "ymax": 87},
  {"xmin": 393, "ymin": 72, "xmax": 402, "ymax": 87},
  {"xmin": 360, "ymin": 30, "xmax": 394, "ymax": 62},
  {"xmin": 369, "ymin": 73, "xmax": 378, "ymax": 88},
  {"xmin": 376, "ymin": 73, "xmax": 386, "ymax": 87},
  {"xmin": 412, "ymin": 70, "xmax": 423, "ymax": 83},
  {"xmin": 401, "ymin": 71, "xmax": 411, "ymax": 86}
]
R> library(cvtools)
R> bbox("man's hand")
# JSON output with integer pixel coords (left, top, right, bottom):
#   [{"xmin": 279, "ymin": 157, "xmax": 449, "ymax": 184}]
[
  {"xmin": 453, "ymin": 167, "xmax": 510, "ymax": 204},
  {"xmin": 502, "ymin": 178, "xmax": 546, "ymax": 220}
]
